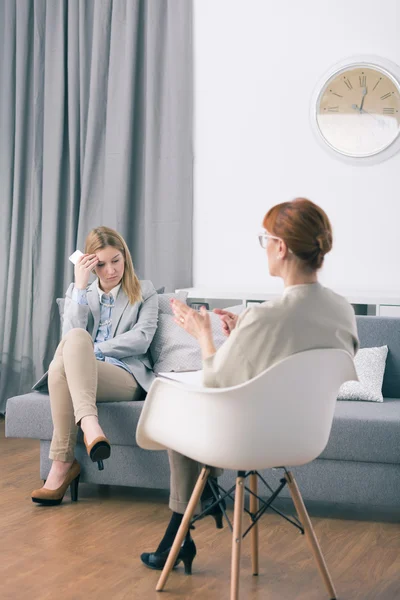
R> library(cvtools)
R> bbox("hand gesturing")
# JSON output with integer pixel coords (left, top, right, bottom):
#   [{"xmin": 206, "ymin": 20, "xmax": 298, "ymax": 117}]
[
  {"xmin": 213, "ymin": 308, "xmax": 239, "ymax": 337},
  {"xmin": 171, "ymin": 299, "xmax": 212, "ymax": 340}
]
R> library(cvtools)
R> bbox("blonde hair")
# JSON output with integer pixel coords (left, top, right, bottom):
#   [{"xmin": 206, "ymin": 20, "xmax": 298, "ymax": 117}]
[{"xmin": 85, "ymin": 226, "xmax": 142, "ymax": 304}]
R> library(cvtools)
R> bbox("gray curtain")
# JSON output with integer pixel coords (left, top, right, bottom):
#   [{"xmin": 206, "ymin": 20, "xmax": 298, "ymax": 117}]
[{"xmin": 0, "ymin": 0, "xmax": 193, "ymax": 413}]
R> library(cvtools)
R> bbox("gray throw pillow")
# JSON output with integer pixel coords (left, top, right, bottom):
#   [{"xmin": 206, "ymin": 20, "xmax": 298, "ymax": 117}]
[
  {"xmin": 150, "ymin": 313, "xmax": 227, "ymax": 374},
  {"xmin": 337, "ymin": 345, "xmax": 388, "ymax": 402},
  {"xmin": 157, "ymin": 291, "xmax": 188, "ymax": 315}
]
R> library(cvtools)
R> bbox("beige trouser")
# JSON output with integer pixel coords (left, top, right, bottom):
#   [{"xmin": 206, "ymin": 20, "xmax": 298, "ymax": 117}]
[
  {"xmin": 49, "ymin": 328, "xmax": 142, "ymax": 462},
  {"xmin": 168, "ymin": 449, "xmax": 223, "ymax": 514}
]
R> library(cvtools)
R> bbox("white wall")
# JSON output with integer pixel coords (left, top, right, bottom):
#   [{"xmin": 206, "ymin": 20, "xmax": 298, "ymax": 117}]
[{"xmin": 193, "ymin": 0, "xmax": 400, "ymax": 293}]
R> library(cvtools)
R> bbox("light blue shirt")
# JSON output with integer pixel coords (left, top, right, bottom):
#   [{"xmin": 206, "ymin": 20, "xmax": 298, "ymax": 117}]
[{"xmin": 72, "ymin": 284, "xmax": 133, "ymax": 376}]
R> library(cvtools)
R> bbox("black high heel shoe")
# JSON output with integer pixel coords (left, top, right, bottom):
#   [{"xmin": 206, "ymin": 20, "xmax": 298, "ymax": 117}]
[
  {"xmin": 140, "ymin": 537, "xmax": 196, "ymax": 574},
  {"xmin": 201, "ymin": 496, "xmax": 226, "ymax": 529},
  {"xmin": 198, "ymin": 477, "xmax": 226, "ymax": 529}
]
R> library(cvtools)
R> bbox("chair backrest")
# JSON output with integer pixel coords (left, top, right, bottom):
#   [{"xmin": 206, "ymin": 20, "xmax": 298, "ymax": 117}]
[{"xmin": 136, "ymin": 349, "xmax": 357, "ymax": 471}]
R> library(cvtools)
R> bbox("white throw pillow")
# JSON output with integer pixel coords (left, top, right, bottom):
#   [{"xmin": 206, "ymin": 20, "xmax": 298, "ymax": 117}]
[
  {"xmin": 150, "ymin": 313, "xmax": 227, "ymax": 374},
  {"xmin": 337, "ymin": 345, "xmax": 388, "ymax": 402}
]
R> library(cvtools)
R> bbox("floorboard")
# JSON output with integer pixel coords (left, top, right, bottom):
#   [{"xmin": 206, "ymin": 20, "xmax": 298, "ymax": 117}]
[{"xmin": 1, "ymin": 418, "xmax": 400, "ymax": 600}]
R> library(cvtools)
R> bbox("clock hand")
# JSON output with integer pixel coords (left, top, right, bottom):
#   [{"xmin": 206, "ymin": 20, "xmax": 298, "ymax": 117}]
[
  {"xmin": 361, "ymin": 108, "xmax": 386, "ymax": 126},
  {"xmin": 351, "ymin": 104, "xmax": 386, "ymax": 126},
  {"xmin": 359, "ymin": 86, "xmax": 367, "ymax": 112}
]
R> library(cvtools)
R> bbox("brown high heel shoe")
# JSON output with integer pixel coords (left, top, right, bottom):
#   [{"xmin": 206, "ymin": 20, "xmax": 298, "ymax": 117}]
[
  {"xmin": 31, "ymin": 459, "xmax": 81, "ymax": 506},
  {"xmin": 84, "ymin": 435, "xmax": 111, "ymax": 471}
]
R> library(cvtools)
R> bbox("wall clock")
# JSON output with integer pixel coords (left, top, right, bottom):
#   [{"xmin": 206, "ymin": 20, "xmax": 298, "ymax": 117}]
[{"xmin": 311, "ymin": 57, "xmax": 400, "ymax": 165}]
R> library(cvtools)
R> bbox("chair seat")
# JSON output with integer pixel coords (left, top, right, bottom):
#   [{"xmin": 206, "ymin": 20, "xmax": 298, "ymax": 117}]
[{"xmin": 6, "ymin": 392, "xmax": 400, "ymax": 465}]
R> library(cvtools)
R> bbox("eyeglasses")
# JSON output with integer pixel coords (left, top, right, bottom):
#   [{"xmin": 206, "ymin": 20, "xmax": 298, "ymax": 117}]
[{"xmin": 257, "ymin": 232, "xmax": 282, "ymax": 249}]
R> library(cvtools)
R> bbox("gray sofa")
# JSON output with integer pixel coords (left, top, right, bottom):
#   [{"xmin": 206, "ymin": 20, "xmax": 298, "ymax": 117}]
[{"xmin": 5, "ymin": 316, "xmax": 400, "ymax": 510}]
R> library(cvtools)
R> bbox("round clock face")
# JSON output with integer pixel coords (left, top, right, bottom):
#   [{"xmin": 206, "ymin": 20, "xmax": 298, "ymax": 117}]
[{"xmin": 316, "ymin": 64, "xmax": 400, "ymax": 157}]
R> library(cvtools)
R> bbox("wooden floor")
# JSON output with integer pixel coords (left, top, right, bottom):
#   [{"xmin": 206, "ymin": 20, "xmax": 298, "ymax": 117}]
[{"xmin": 1, "ymin": 417, "xmax": 400, "ymax": 600}]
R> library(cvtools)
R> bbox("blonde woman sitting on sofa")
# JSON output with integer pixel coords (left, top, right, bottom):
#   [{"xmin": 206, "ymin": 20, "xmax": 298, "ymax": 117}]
[{"xmin": 31, "ymin": 226, "xmax": 158, "ymax": 506}]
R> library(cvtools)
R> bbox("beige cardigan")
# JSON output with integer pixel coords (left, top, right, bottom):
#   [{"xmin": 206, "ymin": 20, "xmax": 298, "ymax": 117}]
[{"xmin": 203, "ymin": 283, "xmax": 359, "ymax": 388}]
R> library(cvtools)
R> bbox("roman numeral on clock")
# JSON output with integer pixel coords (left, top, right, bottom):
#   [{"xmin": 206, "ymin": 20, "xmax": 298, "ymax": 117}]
[
  {"xmin": 380, "ymin": 92, "xmax": 391, "ymax": 100},
  {"xmin": 373, "ymin": 78, "xmax": 382, "ymax": 91},
  {"xmin": 343, "ymin": 78, "xmax": 353, "ymax": 90},
  {"xmin": 327, "ymin": 106, "xmax": 339, "ymax": 112},
  {"xmin": 383, "ymin": 107, "xmax": 395, "ymax": 114},
  {"xmin": 359, "ymin": 75, "xmax": 366, "ymax": 87}
]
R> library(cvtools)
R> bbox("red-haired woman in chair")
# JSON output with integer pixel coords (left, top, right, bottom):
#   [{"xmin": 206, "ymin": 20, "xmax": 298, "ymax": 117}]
[{"xmin": 141, "ymin": 198, "xmax": 358, "ymax": 573}]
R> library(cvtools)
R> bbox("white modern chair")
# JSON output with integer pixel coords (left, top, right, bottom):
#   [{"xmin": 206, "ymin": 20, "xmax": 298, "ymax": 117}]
[{"xmin": 136, "ymin": 349, "xmax": 357, "ymax": 600}]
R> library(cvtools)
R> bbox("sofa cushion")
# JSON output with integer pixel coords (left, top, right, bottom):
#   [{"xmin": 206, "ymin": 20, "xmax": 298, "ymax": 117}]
[
  {"xmin": 320, "ymin": 397, "xmax": 400, "ymax": 463},
  {"xmin": 6, "ymin": 391, "xmax": 400, "ymax": 465},
  {"xmin": 6, "ymin": 392, "xmax": 145, "ymax": 447}
]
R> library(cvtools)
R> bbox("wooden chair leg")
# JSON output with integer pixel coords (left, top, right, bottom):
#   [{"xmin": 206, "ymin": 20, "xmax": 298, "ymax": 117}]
[
  {"xmin": 249, "ymin": 472, "xmax": 259, "ymax": 576},
  {"xmin": 285, "ymin": 471, "xmax": 337, "ymax": 600},
  {"xmin": 156, "ymin": 466, "xmax": 210, "ymax": 592},
  {"xmin": 231, "ymin": 472, "xmax": 245, "ymax": 600}
]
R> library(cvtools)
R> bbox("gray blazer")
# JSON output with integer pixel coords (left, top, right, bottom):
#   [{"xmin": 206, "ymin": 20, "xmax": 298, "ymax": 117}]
[{"xmin": 33, "ymin": 279, "xmax": 158, "ymax": 392}]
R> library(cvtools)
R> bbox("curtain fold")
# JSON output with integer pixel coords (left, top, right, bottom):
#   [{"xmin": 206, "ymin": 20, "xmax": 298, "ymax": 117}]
[{"xmin": 0, "ymin": 0, "xmax": 193, "ymax": 412}]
